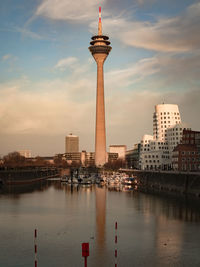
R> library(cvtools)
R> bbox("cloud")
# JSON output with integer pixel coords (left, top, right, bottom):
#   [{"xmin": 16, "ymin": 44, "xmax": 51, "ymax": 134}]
[
  {"xmin": 0, "ymin": 78, "xmax": 94, "ymax": 136},
  {"xmin": 14, "ymin": 26, "xmax": 44, "ymax": 40},
  {"xmin": 1, "ymin": 54, "xmax": 17, "ymax": 62},
  {"xmin": 2, "ymin": 54, "xmax": 12, "ymax": 61},
  {"xmin": 1, "ymin": 48, "xmax": 200, "ymax": 155},
  {"xmin": 105, "ymin": 57, "xmax": 160, "ymax": 90},
  {"xmin": 54, "ymin": 57, "xmax": 78, "ymax": 71},
  {"xmin": 36, "ymin": 0, "xmax": 106, "ymax": 22},
  {"xmin": 90, "ymin": 2, "xmax": 200, "ymax": 52},
  {"xmin": 35, "ymin": 0, "xmax": 200, "ymax": 53}
]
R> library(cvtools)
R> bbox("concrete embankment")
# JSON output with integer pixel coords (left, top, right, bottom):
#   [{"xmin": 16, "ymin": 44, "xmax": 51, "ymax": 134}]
[
  {"xmin": 0, "ymin": 168, "xmax": 59, "ymax": 185},
  {"xmin": 121, "ymin": 169, "xmax": 200, "ymax": 199}
]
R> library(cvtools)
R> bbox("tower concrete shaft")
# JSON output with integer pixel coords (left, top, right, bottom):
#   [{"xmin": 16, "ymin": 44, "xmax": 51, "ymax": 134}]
[{"xmin": 89, "ymin": 7, "xmax": 112, "ymax": 167}]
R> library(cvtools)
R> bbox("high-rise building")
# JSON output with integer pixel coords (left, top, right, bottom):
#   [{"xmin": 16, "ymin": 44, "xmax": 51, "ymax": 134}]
[
  {"xmin": 153, "ymin": 104, "xmax": 181, "ymax": 141},
  {"xmin": 140, "ymin": 104, "xmax": 184, "ymax": 170},
  {"xmin": 65, "ymin": 134, "xmax": 79, "ymax": 153},
  {"xmin": 89, "ymin": 7, "xmax": 112, "ymax": 166}
]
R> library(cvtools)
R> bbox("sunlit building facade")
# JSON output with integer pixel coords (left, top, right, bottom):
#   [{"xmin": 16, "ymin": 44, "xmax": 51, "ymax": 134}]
[
  {"xmin": 140, "ymin": 104, "xmax": 183, "ymax": 170},
  {"xmin": 65, "ymin": 134, "xmax": 79, "ymax": 153}
]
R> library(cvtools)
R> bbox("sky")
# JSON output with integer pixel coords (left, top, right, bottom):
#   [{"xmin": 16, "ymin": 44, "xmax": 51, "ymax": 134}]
[{"xmin": 0, "ymin": 0, "xmax": 200, "ymax": 157}]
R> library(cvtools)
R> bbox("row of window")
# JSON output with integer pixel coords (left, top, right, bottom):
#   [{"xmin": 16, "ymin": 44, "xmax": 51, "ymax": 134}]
[
  {"xmin": 161, "ymin": 121, "xmax": 180, "ymax": 124},
  {"xmin": 181, "ymin": 164, "xmax": 200, "ymax": 171},
  {"xmin": 144, "ymin": 155, "xmax": 159, "ymax": 158},
  {"xmin": 159, "ymin": 116, "xmax": 180, "ymax": 120},
  {"xmin": 168, "ymin": 132, "xmax": 182, "ymax": 136},
  {"xmin": 160, "ymin": 112, "xmax": 179, "ymax": 115},
  {"xmin": 182, "ymin": 158, "xmax": 198, "ymax": 162},
  {"xmin": 145, "ymin": 160, "xmax": 160, "ymax": 163},
  {"xmin": 181, "ymin": 151, "xmax": 196, "ymax": 155}
]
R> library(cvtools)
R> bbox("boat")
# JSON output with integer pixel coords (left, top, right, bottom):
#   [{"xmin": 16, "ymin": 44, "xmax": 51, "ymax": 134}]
[
  {"xmin": 61, "ymin": 175, "xmax": 68, "ymax": 183},
  {"xmin": 121, "ymin": 177, "xmax": 137, "ymax": 185}
]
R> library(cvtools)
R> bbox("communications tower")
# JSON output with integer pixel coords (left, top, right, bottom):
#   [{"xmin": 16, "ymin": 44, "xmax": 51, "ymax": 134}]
[{"xmin": 89, "ymin": 7, "xmax": 112, "ymax": 166}]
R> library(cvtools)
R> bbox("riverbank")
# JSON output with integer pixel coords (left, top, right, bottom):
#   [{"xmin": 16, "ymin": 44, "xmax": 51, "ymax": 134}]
[
  {"xmin": 120, "ymin": 169, "xmax": 200, "ymax": 199},
  {"xmin": 0, "ymin": 167, "xmax": 59, "ymax": 185}
]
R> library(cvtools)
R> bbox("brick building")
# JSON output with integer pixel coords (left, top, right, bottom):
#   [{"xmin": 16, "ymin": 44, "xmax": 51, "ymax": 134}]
[{"xmin": 172, "ymin": 129, "xmax": 200, "ymax": 171}]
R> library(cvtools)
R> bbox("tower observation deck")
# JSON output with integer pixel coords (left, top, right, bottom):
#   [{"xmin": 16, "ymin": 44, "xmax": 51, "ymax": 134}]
[{"xmin": 89, "ymin": 7, "xmax": 112, "ymax": 167}]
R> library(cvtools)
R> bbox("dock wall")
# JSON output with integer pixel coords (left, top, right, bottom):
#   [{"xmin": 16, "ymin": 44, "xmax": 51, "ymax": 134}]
[
  {"xmin": 133, "ymin": 171, "xmax": 200, "ymax": 198},
  {"xmin": 0, "ymin": 168, "xmax": 59, "ymax": 185}
]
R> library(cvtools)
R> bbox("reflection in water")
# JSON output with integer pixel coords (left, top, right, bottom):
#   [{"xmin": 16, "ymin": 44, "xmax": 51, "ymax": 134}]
[
  {"xmin": 155, "ymin": 215, "xmax": 183, "ymax": 265},
  {"xmin": 95, "ymin": 186, "xmax": 106, "ymax": 250},
  {"xmin": 0, "ymin": 181, "xmax": 200, "ymax": 267},
  {"xmin": 133, "ymin": 192, "xmax": 200, "ymax": 223},
  {"xmin": 0, "ymin": 180, "xmax": 50, "ymax": 197}
]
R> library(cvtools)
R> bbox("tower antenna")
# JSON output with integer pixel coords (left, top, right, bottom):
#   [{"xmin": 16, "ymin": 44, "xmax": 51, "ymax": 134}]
[{"xmin": 98, "ymin": 6, "xmax": 102, "ymax": 35}]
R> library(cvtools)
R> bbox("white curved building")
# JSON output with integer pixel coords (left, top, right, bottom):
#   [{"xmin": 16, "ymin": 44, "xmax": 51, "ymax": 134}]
[
  {"xmin": 140, "ymin": 104, "xmax": 184, "ymax": 170},
  {"xmin": 153, "ymin": 104, "xmax": 181, "ymax": 141}
]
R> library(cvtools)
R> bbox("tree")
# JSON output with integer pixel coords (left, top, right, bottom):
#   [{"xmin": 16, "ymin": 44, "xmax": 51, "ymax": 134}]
[
  {"xmin": 34, "ymin": 156, "xmax": 47, "ymax": 167},
  {"xmin": 104, "ymin": 159, "xmax": 126, "ymax": 171},
  {"xmin": 3, "ymin": 152, "xmax": 26, "ymax": 168}
]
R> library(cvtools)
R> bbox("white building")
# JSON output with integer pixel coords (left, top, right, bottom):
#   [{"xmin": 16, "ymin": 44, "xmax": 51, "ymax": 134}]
[
  {"xmin": 139, "ymin": 135, "xmax": 170, "ymax": 170},
  {"xmin": 153, "ymin": 104, "xmax": 181, "ymax": 141},
  {"xmin": 109, "ymin": 145, "xmax": 127, "ymax": 160},
  {"xmin": 18, "ymin": 150, "xmax": 31, "ymax": 158},
  {"xmin": 140, "ymin": 104, "xmax": 184, "ymax": 170}
]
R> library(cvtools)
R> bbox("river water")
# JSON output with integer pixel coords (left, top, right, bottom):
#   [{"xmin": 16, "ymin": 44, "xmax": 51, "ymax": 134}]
[{"xmin": 0, "ymin": 180, "xmax": 200, "ymax": 267}]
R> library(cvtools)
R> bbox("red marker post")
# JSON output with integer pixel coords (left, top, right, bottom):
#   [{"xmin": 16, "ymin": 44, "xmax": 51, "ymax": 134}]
[
  {"xmin": 82, "ymin": 243, "xmax": 89, "ymax": 267},
  {"xmin": 34, "ymin": 229, "xmax": 37, "ymax": 267},
  {"xmin": 115, "ymin": 222, "xmax": 118, "ymax": 267}
]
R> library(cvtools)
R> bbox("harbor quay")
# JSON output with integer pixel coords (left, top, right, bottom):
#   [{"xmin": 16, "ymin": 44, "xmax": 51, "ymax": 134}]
[{"xmin": 120, "ymin": 169, "xmax": 200, "ymax": 199}]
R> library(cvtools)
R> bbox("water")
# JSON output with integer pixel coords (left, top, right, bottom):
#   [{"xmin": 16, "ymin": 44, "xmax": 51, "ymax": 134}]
[{"xmin": 0, "ymin": 180, "xmax": 200, "ymax": 267}]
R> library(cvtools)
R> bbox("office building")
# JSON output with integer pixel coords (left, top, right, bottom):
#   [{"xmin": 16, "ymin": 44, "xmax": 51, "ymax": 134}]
[
  {"xmin": 109, "ymin": 145, "xmax": 126, "ymax": 160},
  {"xmin": 65, "ymin": 134, "xmax": 79, "ymax": 153}
]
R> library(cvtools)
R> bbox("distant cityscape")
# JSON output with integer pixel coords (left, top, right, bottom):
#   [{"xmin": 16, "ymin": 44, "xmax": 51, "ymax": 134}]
[{"xmin": 1, "ymin": 102, "xmax": 199, "ymax": 173}]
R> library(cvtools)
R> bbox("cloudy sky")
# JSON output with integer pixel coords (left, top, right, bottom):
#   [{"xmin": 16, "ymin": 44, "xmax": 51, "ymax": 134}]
[{"xmin": 0, "ymin": 0, "xmax": 200, "ymax": 156}]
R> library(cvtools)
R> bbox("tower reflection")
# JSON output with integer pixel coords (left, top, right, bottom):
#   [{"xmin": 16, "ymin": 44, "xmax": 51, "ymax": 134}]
[{"xmin": 95, "ymin": 186, "xmax": 106, "ymax": 251}]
